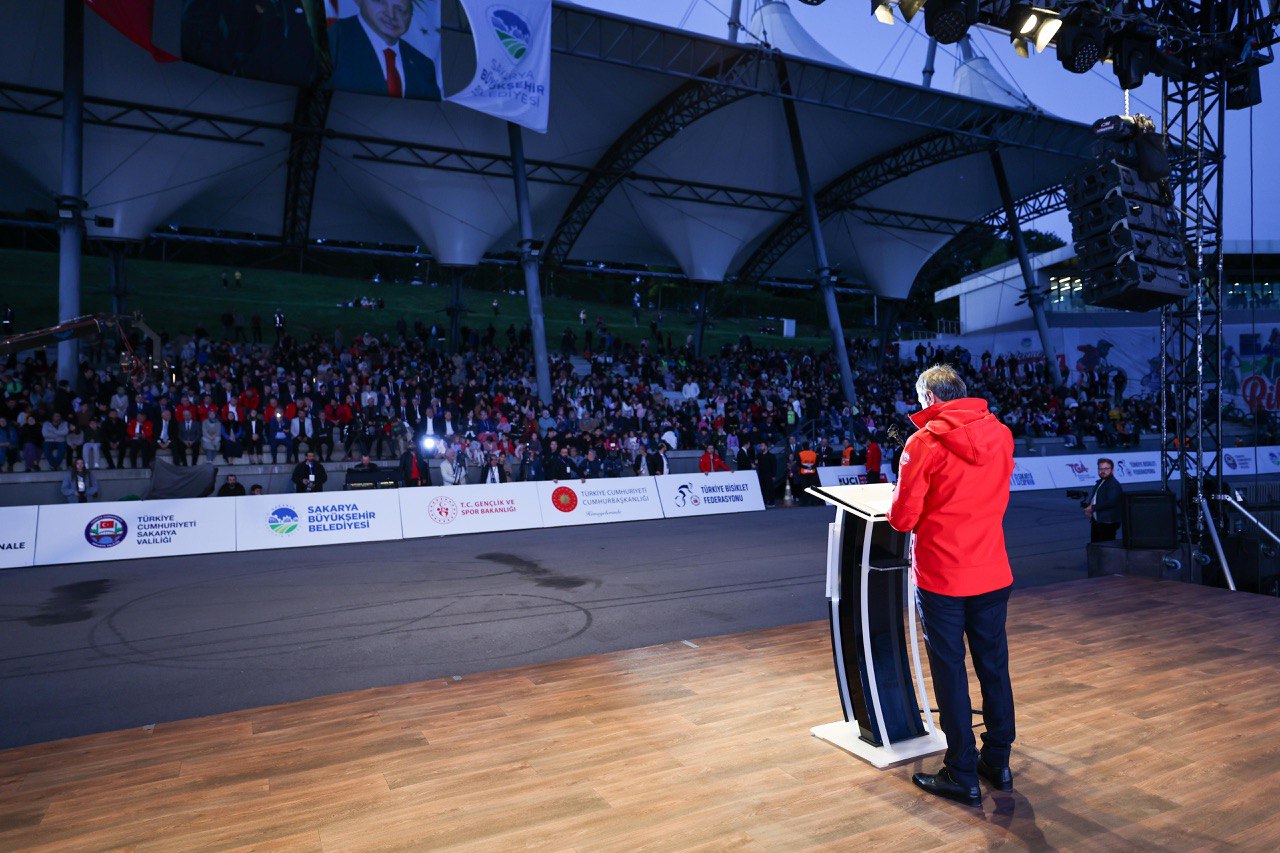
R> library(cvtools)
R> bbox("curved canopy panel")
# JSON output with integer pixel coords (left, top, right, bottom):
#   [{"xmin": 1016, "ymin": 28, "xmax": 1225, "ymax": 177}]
[
  {"xmin": 751, "ymin": 1, "xmax": 850, "ymax": 68},
  {"xmin": 0, "ymin": 0, "xmax": 1094, "ymax": 300},
  {"xmin": 952, "ymin": 57, "xmax": 1034, "ymax": 109}
]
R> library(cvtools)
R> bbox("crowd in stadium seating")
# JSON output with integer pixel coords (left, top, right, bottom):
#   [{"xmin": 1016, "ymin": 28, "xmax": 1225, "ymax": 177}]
[{"xmin": 0, "ymin": 320, "xmax": 1174, "ymax": 485}]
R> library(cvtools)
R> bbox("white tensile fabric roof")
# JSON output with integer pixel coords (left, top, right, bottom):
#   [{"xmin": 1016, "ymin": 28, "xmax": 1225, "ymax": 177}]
[{"xmin": 0, "ymin": 0, "xmax": 1094, "ymax": 300}]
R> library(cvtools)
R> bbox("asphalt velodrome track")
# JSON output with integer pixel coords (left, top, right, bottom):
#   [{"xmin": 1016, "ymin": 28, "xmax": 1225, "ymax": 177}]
[{"xmin": 0, "ymin": 489, "xmax": 1095, "ymax": 749}]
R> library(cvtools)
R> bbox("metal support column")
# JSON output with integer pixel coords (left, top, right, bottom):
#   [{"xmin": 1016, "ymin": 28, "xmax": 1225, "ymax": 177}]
[
  {"xmin": 727, "ymin": 0, "xmax": 744, "ymax": 43},
  {"xmin": 507, "ymin": 122, "xmax": 553, "ymax": 404},
  {"xmin": 990, "ymin": 148, "xmax": 1058, "ymax": 370},
  {"xmin": 778, "ymin": 61, "xmax": 858, "ymax": 409},
  {"xmin": 448, "ymin": 267, "xmax": 463, "ymax": 351},
  {"xmin": 57, "ymin": 0, "xmax": 85, "ymax": 384},
  {"xmin": 109, "ymin": 243, "xmax": 128, "ymax": 315},
  {"xmin": 922, "ymin": 39, "xmax": 938, "ymax": 88}
]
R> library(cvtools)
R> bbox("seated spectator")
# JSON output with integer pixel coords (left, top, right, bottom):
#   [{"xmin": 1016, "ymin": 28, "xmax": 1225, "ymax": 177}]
[
  {"xmin": 60, "ymin": 458, "xmax": 99, "ymax": 503},
  {"xmin": 42, "ymin": 412, "xmax": 69, "ymax": 470},
  {"xmin": 217, "ymin": 474, "xmax": 246, "ymax": 497}
]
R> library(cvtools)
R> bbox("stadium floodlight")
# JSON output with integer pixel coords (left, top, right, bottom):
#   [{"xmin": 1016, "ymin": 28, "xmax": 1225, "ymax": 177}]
[
  {"xmin": 873, "ymin": 2, "xmax": 896, "ymax": 24},
  {"xmin": 925, "ymin": 0, "xmax": 978, "ymax": 44}
]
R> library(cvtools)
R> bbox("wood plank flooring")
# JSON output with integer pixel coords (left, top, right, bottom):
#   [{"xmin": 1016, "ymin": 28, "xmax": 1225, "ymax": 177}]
[{"xmin": 2, "ymin": 576, "xmax": 1279, "ymax": 851}]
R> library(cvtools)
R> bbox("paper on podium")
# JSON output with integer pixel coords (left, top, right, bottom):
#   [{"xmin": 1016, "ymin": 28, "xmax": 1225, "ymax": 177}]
[{"xmin": 808, "ymin": 482, "xmax": 896, "ymax": 518}]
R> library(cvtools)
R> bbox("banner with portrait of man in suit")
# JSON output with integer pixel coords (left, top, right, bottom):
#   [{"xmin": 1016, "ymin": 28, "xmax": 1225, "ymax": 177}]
[
  {"xmin": 324, "ymin": 0, "xmax": 443, "ymax": 101},
  {"xmin": 180, "ymin": 0, "xmax": 331, "ymax": 87}
]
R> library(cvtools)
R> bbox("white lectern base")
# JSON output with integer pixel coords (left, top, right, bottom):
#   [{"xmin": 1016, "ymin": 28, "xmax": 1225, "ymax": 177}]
[{"xmin": 811, "ymin": 721, "xmax": 948, "ymax": 769}]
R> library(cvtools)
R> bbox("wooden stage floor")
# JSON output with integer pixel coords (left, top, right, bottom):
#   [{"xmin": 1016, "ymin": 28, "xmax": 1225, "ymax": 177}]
[{"xmin": 2, "ymin": 576, "xmax": 1278, "ymax": 851}]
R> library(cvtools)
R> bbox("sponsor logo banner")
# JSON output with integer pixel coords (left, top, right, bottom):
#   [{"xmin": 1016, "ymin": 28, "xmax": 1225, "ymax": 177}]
[
  {"xmin": 0, "ymin": 505, "xmax": 38, "ymax": 569},
  {"xmin": 816, "ymin": 466, "xmax": 897, "ymax": 487},
  {"xmin": 534, "ymin": 475, "xmax": 663, "ymax": 527},
  {"xmin": 1008, "ymin": 458, "xmax": 1054, "ymax": 491},
  {"xmin": 400, "ymin": 482, "xmax": 544, "ymax": 538},
  {"xmin": 654, "ymin": 471, "xmax": 765, "ymax": 517},
  {"xmin": 235, "ymin": 490, "xmax": 402, "ymax": 552},
  {"xmin": 34, "ymin": 499, "xmax": 235, "ymax": 566}
]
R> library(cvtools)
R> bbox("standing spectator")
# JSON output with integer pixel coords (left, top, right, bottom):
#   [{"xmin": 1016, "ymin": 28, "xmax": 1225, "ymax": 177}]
[
  {"xmin": 273, "ymin": 309, "xmax": 287, "ymax": 343},
  {"xmin": 544, "ymin": 445, "xmax": 581, "ymax": 481},
  {"xmin": 177, "ymin": 410, "xmax": 201, "ymax": 466},
  {"xmin": 291, "ymin": 451, "xmax": 327, "ymax": 493},
  {"xmin": 126, "ymin": 412, "xmax": 154, "ymax": 468},
  {"xmin": 698, "ymin": 443, "xmax": 730, "ymax": 473},
  {"xmin": 41, "ymin": 412, "xmax": 69, "ymax": 470},
  {"xmin": 102, "ymin": 409, "xmax": 126, "ymax": 469},
  {"xmin": 1083, "ymin": 457, "xmax": 1124, "ymax": 542},
  {"xmin": 217, "ymin": 474, "xmax": 246, "ymax": 497},
  {"xmin": 865, "ymin": 435, "xmax": 883, "ymax": 484},
  {"xmin": 0, "ymin": 415, "xmax": 18, "ymax": 471},
  {"xmin": 19, "ymin": 413, "xmax": 43, "ymax": 472},
  {"xmin": 480, "ymin": 453, "xmax": 510, "ymax": 484},
  {"xmin": 399, "ymin": 446, "xmax": 427, "ymax": 486},
  {"xmin": 756, "ymin": 441, "xmax": 778, "ymax": 507},
  {"xmin": 60, "ymin": 458, "xmax": 99, "ymax": 503},
  {"xmin": 233, "ymin": 269, "xmax": 243, "ymax": 288}
]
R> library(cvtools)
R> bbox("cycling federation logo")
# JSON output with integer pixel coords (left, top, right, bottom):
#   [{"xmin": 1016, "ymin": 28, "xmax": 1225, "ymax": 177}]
[
  {"xmin": 491, "ymin": 8, "xmax": 531, "ymax": 60},
  {"xmin": 1224, "ymin": 453, "xmax": 1238, "ymax": 470},
  {"xmin": 85, "ymin": 514, "xmax": 127, "ymax": 548},
  {"xmin": 551, "ymin": 486, "xmax": 578, "ymax": 513},
  {"xmin": 268, "ymin": 505, "xmax": 300, "ymax": 536},
  {"xmin": 674, "ymin": 483, "xmax": 700, "ymax": 508},
  {"xmin": 428, "ymin": 496, "xmax": 459, "ymax": 525}
]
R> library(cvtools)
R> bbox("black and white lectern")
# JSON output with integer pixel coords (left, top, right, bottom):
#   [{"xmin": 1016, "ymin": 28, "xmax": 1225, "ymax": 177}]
[{"xmin": 809, "ymin": 483, "xmax": 947, "ymax": 767}]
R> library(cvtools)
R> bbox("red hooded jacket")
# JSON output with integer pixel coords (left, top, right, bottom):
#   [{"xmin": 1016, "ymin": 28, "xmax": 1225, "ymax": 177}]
[{"xmin": 887, "ymin": 397, "xmax": 1014, "ymax": 597}]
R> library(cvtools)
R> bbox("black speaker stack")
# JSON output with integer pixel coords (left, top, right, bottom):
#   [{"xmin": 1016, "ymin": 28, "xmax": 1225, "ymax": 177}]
[{"xmin": 1065, "ymin": 116, "xmax": 1191, "ymax": 312}]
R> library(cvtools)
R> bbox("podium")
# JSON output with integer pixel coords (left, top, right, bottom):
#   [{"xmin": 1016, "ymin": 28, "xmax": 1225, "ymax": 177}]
[{"xmin": 809, "ymin": 483, "xmax": 947, "ymax": 767}]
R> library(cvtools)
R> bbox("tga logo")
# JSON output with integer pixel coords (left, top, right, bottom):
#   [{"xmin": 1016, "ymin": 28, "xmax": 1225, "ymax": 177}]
[
  {"xmin": 268, "ymin": 505, "xmax": 300, "ymax": 536},
  {"xmin": 491, "ymin": 9, "xmax": 531, "ymax": 60},
  {"xmin": 428, "ymin": 496, "xmax": 458, "ymax": 525},
  {"xmin": 674, "ymin": 483, "xmax": 700, "ymax": 508},
  {"xmin": 85, "ymin": 514, "xmax": 128, "ymax": 548},
  {"xmin": 551, "ymin": 485, "xmax": 578, "ymax": 513}
]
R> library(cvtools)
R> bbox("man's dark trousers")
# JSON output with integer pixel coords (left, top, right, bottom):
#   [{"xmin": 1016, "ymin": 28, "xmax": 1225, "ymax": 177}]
[
  {"xmin": 916, "ymin": 584, "xmax": 1015, "ymax": 787},
  {"xmin": 1091, "ymin": 520, "xmax": 1120, "ymax": 542}
]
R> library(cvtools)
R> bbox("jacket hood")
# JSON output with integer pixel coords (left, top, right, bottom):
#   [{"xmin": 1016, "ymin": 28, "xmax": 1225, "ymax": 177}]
[{"xmin": 909, "ymin": 397, "xmax": 1000, "ymax": 465}]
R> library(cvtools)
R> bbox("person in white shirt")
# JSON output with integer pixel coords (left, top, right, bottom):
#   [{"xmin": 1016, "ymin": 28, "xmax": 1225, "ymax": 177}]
[
  {"xmin": 682, "ymin": 379, "xmax": 700, "ymax": 401},
  {"xmin": 440, "ymin": 448, "xmax": 467, "ymax": 486}
]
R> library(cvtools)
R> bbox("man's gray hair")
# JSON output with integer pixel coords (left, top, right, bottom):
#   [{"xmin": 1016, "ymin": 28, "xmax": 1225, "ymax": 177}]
[{"xmin": 915, "ymin": 364, "xmax": 967, "ymax": 402}]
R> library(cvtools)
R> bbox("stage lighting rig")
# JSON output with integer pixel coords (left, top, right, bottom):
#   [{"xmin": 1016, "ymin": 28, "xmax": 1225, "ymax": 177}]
[
  {"xmin": 926, "ymin": 0, "xmax": 979, "ymax": 42},
  {"xmin": 1006, "ymin": 4, "xmax": 1063, "ymax": 56}
]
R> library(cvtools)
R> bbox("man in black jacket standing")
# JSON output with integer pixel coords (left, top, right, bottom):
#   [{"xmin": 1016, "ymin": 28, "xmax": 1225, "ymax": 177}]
[
  {"xmin": 1084, "ymin": 457, "xmax": 1123, "ymax": 541},
  {"xmin": 292, "ymin": 451, "xmax": 327, "ymax": 494},
  {"xmin": 755, "ymin": 441, "xmax": 778, "ymax": 507}
]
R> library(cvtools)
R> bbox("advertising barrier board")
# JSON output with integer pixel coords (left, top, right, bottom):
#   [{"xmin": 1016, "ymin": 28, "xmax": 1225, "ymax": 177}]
[
  {"xmin": 816, "ymin": 466, "xmax": 897, "ymax": 487},
  {"xmin": 0, "ymin": 505, "xmax": 39, "ymax": 569},
  {"xmin": 654, "ymin": 471, "xmax": 765, "ymax": 517},
  {"xmin": 399, "ymin": 483, "xmax": 545, "ymax": 538},
  {"xmin": 1008, "ymin": 457, "xmax": 1055, "ymax": 491},
  {"xmin": 535, "ymin": 475, "xmax": 664, "ymax": 527},
  {"xmin": 235, "ymin": 490, "xmax": 403, "ymax": 552},
  {"xmin": 34, "ymin": 497, "xmax": 236, "ymax": 566}
]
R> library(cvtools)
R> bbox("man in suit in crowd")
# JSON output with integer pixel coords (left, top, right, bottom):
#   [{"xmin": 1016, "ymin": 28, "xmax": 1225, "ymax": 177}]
[
  {"xmin": 1083, "ymin": 457, "xmax": 1124, "ymax": 541},
  {"xmin": 545, "ymin": 445, "xmax": 582, "ymax": 481},
  {"xmin": 755, "ymin": 441, "xmax": 778, "ymax": 507},
  {"xmin": 292, "ymin": 451, "xmax": 328, "ymax": 493},
  {"xmin": 177, "ymin": 410, "xmax": 202, "ymax": 467},
  {"xmin": 481, "ymin": 453, "xmax": 510, "ymax": 484},
  {"xmin": 328, "ymin": 0, "xmax": 442, "ymax": 100}
]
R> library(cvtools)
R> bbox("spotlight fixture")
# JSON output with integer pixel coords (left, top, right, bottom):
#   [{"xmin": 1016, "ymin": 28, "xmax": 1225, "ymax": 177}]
[
  {"xmin": 1007, "ymin": 4, "xmax": 1062, "ymax": 57},
  {"xmin": 1114, "ymin": 30, "xmax": 1157, "ymax": 89},
  {"xmin": 1054, "ymin": 8, "xmax": 1107, "ymax": 74},
  {"xmin": 925, "ymin": 0, "xmax": 978, "ymax": 45},
  {"xmin": 868, "ymin": 0, "xmax": 926, "ymax": 25}
]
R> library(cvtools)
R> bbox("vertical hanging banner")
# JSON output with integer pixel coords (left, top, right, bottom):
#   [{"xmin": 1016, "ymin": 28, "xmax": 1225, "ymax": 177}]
[
  {"xmin": 326, "ymin": 0, "xmax": 443, "ymax": 100},
  {"xmin": 450, "ymin": 0, "xmax": 551, "ymax": 132},
  {"xmin": 181, "ymin": 0, "xmax": 330, "ymax": 87},
  {"xmin": 86, "ymin": 0, "xmax": 178, "ymax": 61}
]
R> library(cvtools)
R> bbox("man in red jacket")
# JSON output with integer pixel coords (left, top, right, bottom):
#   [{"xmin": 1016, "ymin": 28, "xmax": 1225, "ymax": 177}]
[{"xmin": 887, "ymin": 364, "xmax": 1015, "ymax": 808}]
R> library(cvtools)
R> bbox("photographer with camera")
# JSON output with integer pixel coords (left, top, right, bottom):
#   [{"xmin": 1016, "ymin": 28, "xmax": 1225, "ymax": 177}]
[{"xmin": 1082, "ymin": 458, "xmax": 1124, "ymax": 541}]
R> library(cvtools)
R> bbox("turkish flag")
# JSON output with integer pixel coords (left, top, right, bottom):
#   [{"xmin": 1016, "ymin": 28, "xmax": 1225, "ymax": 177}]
[{"xmin": 84, "ymin": 0, "xmax": 177, "ymax": 62}]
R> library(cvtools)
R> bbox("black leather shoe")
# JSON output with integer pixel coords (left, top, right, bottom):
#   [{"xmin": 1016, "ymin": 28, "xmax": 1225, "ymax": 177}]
[
  {"xmin": 977, "ymin": 757, "xmax": 1013, "ymax": 791},
  {"xmin": 911, "ymin": 767, "xmax": 982, "ymax": 807}
]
